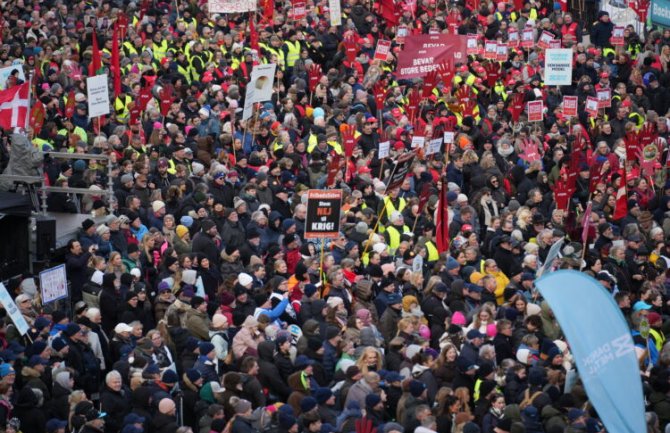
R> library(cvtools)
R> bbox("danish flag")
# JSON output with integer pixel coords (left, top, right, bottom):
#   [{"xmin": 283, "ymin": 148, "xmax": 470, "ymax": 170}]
[{"xmin": 0, "ymin": 83, "xmax": 30, "ymax": 130}]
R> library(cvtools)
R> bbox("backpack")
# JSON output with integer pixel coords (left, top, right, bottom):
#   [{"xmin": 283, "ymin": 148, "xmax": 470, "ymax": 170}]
[{"xmin": 519, "ymin": 389, "xmax": 543, "ymax": 409}]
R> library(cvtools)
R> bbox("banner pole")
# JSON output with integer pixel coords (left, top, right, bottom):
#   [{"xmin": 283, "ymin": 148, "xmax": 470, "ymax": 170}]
[{"xmin": 319, "ymin": 239, "xmax": 326, "ymax": 293}]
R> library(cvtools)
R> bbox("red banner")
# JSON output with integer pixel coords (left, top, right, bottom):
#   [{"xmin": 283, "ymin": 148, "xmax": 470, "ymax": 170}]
[
  {"xmin": 611, "ymin": 26, "xmax": 624, "ymax": 45},
  {"xmin": 597, "ymin": 88, "xmax": 611, "ymax": 109},
  {"xmin": 396, "ymin": 34, "xmax": 467, "ymax": 78},
  {"xmin": 521, "ymin": 27, "xmax": 534, "ymax": 48},
  {"xmin": 585, "ymin": 96, "xmax": 599, "ymax": 117},
  {"xmin": 293, "ymin": 1, "xmax": 306, "ymax": 19}
]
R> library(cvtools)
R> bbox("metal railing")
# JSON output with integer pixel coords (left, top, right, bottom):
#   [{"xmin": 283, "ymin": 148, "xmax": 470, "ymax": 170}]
[{"xmin": 0, "ymin": 151, "xmax": 115, "ymax": 215}]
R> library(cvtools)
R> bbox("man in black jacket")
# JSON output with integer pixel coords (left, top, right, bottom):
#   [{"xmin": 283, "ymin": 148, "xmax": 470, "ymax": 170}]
[{"xmin": 191, "ymin": 219, "xmax": 221, "ymax": 269}]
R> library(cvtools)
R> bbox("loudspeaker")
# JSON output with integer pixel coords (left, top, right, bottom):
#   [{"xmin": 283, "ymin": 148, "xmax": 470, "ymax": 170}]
[
  {"xmin": 0, "ymin": 215, "xmax": 29, "ymax": 280},
  {"xmin": 35, "ymin": 216, "xmax": 56, "ymax": 259}
]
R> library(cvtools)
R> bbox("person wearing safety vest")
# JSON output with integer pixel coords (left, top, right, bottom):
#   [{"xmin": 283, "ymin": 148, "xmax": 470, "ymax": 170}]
[
  {"xmin": 384, "ymin": 211, "xmax": 410, "ymax": 255},
  {"xmin": 152, "ymin": 32, "xmax": 169, "ymax": 62},
  {"xmin": 648, "ymin": 312, "xmax": 666, "ymax": 352},
  {"xmin": 473, "ymin": 362, "xmax": 499, "ymax": 402},
  {"xmin": 282, "ymin": 30, "xmax": 302, "ymax": 76},
  {"xmin": 378, "ymin": 187, "xmax": 407, "ymax": 228},
  {"xmin": 189, "ymin": 42, "xmax": 208, "ymax": 82},
  {"xmin": 419, "ymin": 223, "xmax": 440, "ymax": 264},
  {"xmin": 114, "ymin": 89, "xmax": 133, "ymax": 122}
]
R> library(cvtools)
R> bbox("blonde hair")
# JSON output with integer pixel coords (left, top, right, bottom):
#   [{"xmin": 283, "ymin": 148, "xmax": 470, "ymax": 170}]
[{"xmin": 356, "ymin": 347, "xmax": 383, "ymax": 374}]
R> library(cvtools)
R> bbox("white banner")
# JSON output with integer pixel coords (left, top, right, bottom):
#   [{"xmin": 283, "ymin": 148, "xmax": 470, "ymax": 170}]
[
  {"xmin": 0, "ymin": 283, "xmax": 29, "ymax": 336},
  {"xmin": 208, "ymin": 0, "xmax": 256, "ymax": 13},
  {"xmin": 378, "ymin": 141, "xmax": 390, "ymax": 159},
  {"xmin": 243, "ymin": 63, "xmax": 277, "ymax": 120},
  {"xmin": 544, "ymin": 49, "xmax": 573, "ymax": 86},
  {"xmin": 39, "ymin": 264, "xmax": 68, "ymax": 304},
  {"xmin": 86, "ymin": 74, "xmax": 110, "ymax": 117},
  {"xmin": 329, "ymin": 0, "xmax": 342, "ymax": 26},
  {"xmin": 426, "ymin": 138, "xmax": 442, "ymax": 156},
  {"xmin": 0, "ymin": 66, "xmax": 27, "ymax": 91}
]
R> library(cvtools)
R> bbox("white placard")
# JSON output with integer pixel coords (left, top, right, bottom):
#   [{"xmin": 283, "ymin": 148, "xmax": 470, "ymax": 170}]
[
  {"xmin": 544, "ymin": 48, "xmax": 573, "ymax": 85},
  {"xmin": 0, "ymin": 283, "xmax": 29, "ymax": 336},
  {"xmin": 39, "ymin": 264, "xmax": 68, "ymax": 304},
  {"xmin": 86, "ymin": 74, "xmax": 111, "ymax": 117},
  {"xmin": 411, "ymin": 136, "xmax": 425, "ymax": 149},
  {"xmin": 444, "ymin": 131, "xmax": 454, "ymax": 144},
  {"xmin": 378, "ymin": 140, "xmax": 390, "ymax": 159},
  {"xmin": 0, "ymin": 66, "xmax": 27, "ymax": 91},
  {"xmin": 243, "ymin": 63, "xmax": 277, "ymax": 120},
  {"xmin": 328, "ymin": 0, "xmax": 341, "ymax": 26},
  {"xmin": 208, "ymin": 0, "xmax": 256, "ymax": 12},
  {"xmin": 426, "ymin": 138, "xmax": 442, "ymax": 156}
]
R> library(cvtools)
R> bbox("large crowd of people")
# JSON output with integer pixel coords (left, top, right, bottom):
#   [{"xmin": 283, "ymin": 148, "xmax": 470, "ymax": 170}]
[{"xmin": 0, "ymin": 0, "xmax": 668, "ymax": 432}]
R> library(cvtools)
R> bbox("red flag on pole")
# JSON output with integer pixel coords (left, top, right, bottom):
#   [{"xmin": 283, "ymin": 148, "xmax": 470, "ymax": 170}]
[
  {"xmin": 89, "ymin": 28, "xmax": 102, "ymax": 77},
  {"xmin": 613, "ymin": 183, "xmax": 628, "ymax": 220},
  {"xmin": 112, "ymin": 22, "xmax": 121, "ymax": 98},
  {"xmin": 249, "ymin": 14, "xmax": 260, "ymax": 53},
  {"xmin": 435, "ymin": 179, "xmax": 449, "ymax": 253},
  {"xmin": 65, "ymin": 89, "xmax": 76, "ymax": 119},
  {"xmin": 29, "ymin": 100, "xmax": 46, "ymax": 135}
]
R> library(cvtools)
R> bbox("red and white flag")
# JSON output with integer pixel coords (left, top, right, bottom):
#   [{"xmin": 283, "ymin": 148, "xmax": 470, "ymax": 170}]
[
  {"xmin": 613, "ymin": 184, "xmax": 628, "ymax": 220},
  {"xmin": 0, "ymin": 82, "xmax": 30, "ymax": 130}
]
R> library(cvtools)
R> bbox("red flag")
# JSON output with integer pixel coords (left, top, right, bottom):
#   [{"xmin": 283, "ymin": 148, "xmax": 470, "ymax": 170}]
[
  {"xmin": 0, "ymin": 83, "xmax": 30, "ymax": 130},
  {"xmin": 65, "ymin": 89, "xmax": 76, "ymax": 119},
  {"xmin": 379, "ymin": 0, "xmax": 400, "ymax": 26},
  {"xmin": 613, "ymin": 183, "xmax": 628, "ymax": 220},
  {"xmin": 117, "ymin": 13, "xmax": 129, "ymax": 41},
  {"xmin": 89, "ymin": 28, "xmax": 102, "ymax": 77},
  {"xmin": 417, "ymin": 183, "xmax": 432, "ymax": 213},
  {"xmin": 112, "ymin": 22, "xmax": 121, "ymax": 98},
  {"xmin": 159, "ymin": 84, "xmax": 174, "ymax": 116},
  {"xmin": 581, "ymin": 201, "xmax": 592, "ymax": 244},
  {"xmin": 29, "ymin": 100, "xmax": 46, "ymax": 135},
  {"xmin": 249, "ymin": 15, "xmax": 260, "ymax": 53},
  {"xmin": 261, "ymin": 0, "xmax": 275, "ymax": 24},
  {"xmin": 138, "ymin": 85, "xmax": 153, "ymax": 111},
  {"xmin": 436, "ymin": 179, "xmax": 449, "ymax": 253},
  {"xmin": 343, "ymin": 36, "xmax": 359, "ymax": 63}
]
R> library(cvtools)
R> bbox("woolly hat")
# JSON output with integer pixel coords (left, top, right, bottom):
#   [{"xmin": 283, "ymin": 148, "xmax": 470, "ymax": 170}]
[
  {"xmin": 314, "ymin": 387, "xmax": 333, "ymax": 404},
  {"xmin": 176, "ymin": 225, "xmax": 189, "ymax": 238},
  {"xmin": 300, "ymin": 396, "xmax": 318, "ymax": 413},
  {"xmin": 409, "ymin": 380, "xmax": 426, "ymax": 397}
]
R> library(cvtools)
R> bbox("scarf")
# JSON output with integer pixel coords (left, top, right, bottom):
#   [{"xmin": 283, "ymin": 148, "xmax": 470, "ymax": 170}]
[{"xmin": 479, "ymin": 195, "xmax": 500, "ymax": 227}]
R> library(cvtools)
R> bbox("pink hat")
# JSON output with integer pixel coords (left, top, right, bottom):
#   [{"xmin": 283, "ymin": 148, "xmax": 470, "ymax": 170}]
[
  {"xmin": 185, "ymin": 125, "xmax": 194, "ymax": 135},
  {"xmin": 153, "ymin": 121, "xmax": 162, "ymax": 130},
  {"xmin": 486, "ymin": 323, "xmax": 497, "ymax": 338},
  {"xmin": 452, "ymin": 311, "xmax": 466, "ymax": 326},
  {"xmin": 419, "ymin": 324, "xmax": 431, "ymax": 340}
]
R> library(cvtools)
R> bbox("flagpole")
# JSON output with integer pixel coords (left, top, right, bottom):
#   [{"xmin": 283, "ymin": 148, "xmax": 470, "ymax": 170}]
[{"xmin": 25, "ymin": 71, "xmax": 34, "ymax": 131}]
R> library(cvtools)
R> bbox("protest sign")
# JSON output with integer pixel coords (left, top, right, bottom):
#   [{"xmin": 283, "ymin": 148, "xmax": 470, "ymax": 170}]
[
  {"xmin": 396, "ymin": 25, "xmax": 408, "ymax": 44},
  {"xmin": 521, "ymin": 27, "xmax": 534, "ymax": 48},
  {"xmin": 467, "ymin": 34, "xmax": 478, "ymax": 54},
  {"xmin": 304, "ymin": 190, "xmax": 343, "ymax": 239},
  {"xmin": 242, "ymin": 63, "xmax": 277, "ymax": 120},
  {"xmin": 586, "ymin": 96, "xmax": 599, "ymax": 116},
  {"xmin": 0, "ymin": 66, "xmax": 27, "ymax": 91},
  {"xmin": 563, "ymin": 95, "xmax": 578, "ymax": 117},
  {"xmin": 386, "ymin": 151, "xmax": 416, "ymax": 190},
  {"xmin": 411, "ymin": 135, "xmax": 425, "ymax": 149},
  {"xmin": 86, "ymin": 74, "xmax": 110, "ymax": 117},
  {"xmin": 396, "ymin": 34, "xmax": 467, "ymax": 78},
  {"xmin": 538, "ymin": 31, "xmax": 555, "ymax": 49},
  {"xmin": 378, "ymin": 141, "xmax": 390, "ymax": 159},
  {"xmin": 496, "ymin": 42, "xmax": 508, "ymax": 61},
  {"xmin": 611, "ymin": 26, "xmax": 625, "ymax": 45},
  {"xmin": 293, "ymin": 1, "xmax": 306, "ymax": 19},
  {"xmin": 39, "ymin": 264, "xmax": 68, "ymax": 304},
  {"xmin": 328, "ymin": 0, "xmax": 342, "ymax": 26},
  {"xmin": 544, "ymin": 49, "xmax": 573, "ymax": 85},
  {"xmin": 484, "ymin": 40, "xmax": 498, "ymax": 59},
  {"xmin": 208, "ymin": 0, "xmax": 255, "ymax": 12},
  {"xmin": 508, "ymin": 28, "xmax": 519, "ymax": 47},
  {"xmin": 426, "ymin": 138, "xmax": 442, "ymax": 156},
  {"xmin": 527, "ymin": 100, "xmax": 544, "ymax": 122},
  {"xmin": 0, "ymin": 283, "xmax": 29, "ymax": 336},
  {"xmin": 597, "ymin": 88, "xmax": 612, "ymax": 109},
  {"xmin": 374, "ymin": 40, "xmax": 392, "ymax": 61}
]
